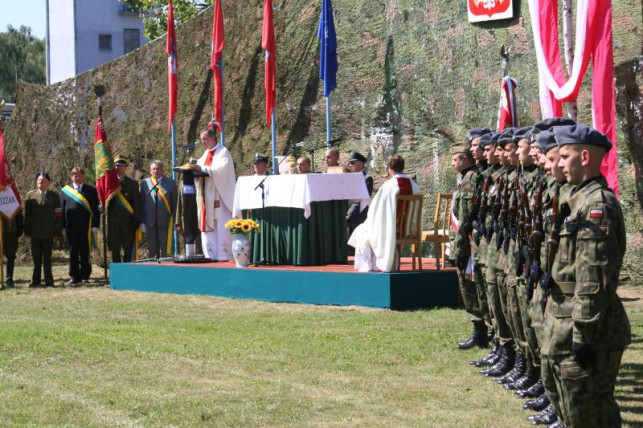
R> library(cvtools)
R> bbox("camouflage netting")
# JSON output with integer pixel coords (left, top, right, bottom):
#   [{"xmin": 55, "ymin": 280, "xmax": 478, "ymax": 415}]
[{"xmin": 4, "ymin": 0, "xmax": 642, "ymax": 276}]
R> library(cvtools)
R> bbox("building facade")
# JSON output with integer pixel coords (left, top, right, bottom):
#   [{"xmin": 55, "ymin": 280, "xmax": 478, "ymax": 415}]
[{"xmin": 46, "ymin": 0, "xmax": 148, "ymax": 84}]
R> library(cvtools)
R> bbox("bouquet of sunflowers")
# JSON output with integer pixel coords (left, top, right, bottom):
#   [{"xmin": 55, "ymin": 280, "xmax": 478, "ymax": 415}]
[{"xmin": 225, "ymin": 218, "xmax": 261, "ymax": 234}]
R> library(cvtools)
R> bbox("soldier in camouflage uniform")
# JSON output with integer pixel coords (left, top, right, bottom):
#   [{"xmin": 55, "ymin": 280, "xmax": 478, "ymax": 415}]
[
  {"xmin": 450, "ymin": 140, "xmax": 488, "ymax": 350},
  {"xmin": 540, "ymin": 124, "xmax": 630, "ymax": 428},
  {"xmin": 480, "ymin": 132, "xmax": 516, "ymax": 377},
  {"xmin": 105, "ymin": 156, "xmax": 142, "ymax": 263},
  {"xmin": 468, "ymin": 128, "xmax": 493, "ymax": 338}
]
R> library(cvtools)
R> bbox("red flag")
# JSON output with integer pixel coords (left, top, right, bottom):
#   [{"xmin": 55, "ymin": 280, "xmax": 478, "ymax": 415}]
[
  {"xmin": 94, "ymin": 117, "xmax": 120, "ymax": 207},
  {"xmin": 0, "ymin": 118, "xmax": 21, "ymax": 219},
  {"xmin": 166, "ymin": 0, "xmax": 178, "ymax": 131},
  {"xmin": 261, "ymin": 0, "xmax": 276, "ymax": 125},
  {"xmin": 496, "ymin": 76, "xmax": 518, "ymax": 131},
  {"xmin": 211, "ymin": 0, "xmax": 225, "ymax": 128}
]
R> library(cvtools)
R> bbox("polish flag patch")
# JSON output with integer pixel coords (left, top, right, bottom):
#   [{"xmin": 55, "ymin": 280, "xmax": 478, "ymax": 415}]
[{"xmin": 589, "ymin": 209, "xmax": 603, "ymax": 218}]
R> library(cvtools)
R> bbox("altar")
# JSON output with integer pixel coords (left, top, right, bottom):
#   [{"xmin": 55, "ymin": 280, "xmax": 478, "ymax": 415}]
[{"xmin": 233, "ymin": 173, "xmax": 371, "ymax": 265}]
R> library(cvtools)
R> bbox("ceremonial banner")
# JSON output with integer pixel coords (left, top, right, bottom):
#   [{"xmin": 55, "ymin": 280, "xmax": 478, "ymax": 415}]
[
  {"xmin": 261, "ymin": 0, "xmax": 276, "ymax": 125},
  {"xmin": 496, "ymin": 76, "xmax": 518, "ymax": 131},
  {"xmin": 528, "ymin": 0, "xmax": 618, "ymax": 195},
  {"xmin": 0, "ymin": 118, "xmax": 21, "ymax": 220},
  {"xmin": 94, "ymin": 116, "xmax": 120, "ymax": 207},
  {"xmin": 211, "ymin": 0, "xmax": 225, "ymax": 128},
  {"xmin": 467, "ymin": 0, "xmax": 513, "ymax": 23},
  {"xmin": 317, "ymin": 0, "xmax": 338, "ymax": 97},
  {"xmin": 167, "ymin": 0, "xmax": 178, "ymax": 131}
]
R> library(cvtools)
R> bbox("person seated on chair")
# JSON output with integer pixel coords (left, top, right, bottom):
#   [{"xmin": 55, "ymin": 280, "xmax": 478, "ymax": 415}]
[
  {"xmin": 348, "ymin": 154, "xmax": 419, "ymax": 272},
  {"xmin": 253, "ymin": 154, "xmax": 269, "ymax": 176},
  {"xmin": 346, "ymin": 150, "xmax": 373, "ymax": 245},
  {"xmin": 296, "ymin": 156, "xmax": 312, "ymax": 174}
]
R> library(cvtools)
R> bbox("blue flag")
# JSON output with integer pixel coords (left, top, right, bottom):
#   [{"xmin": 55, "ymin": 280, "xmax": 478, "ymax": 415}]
[{"xmin": 317, "ymin": 0, "xmax": 337, "ymax": 97}]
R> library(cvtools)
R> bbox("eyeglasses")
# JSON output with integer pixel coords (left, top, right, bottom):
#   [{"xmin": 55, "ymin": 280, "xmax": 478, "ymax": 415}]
[{"xmin": 348, "ymin": 161, "xmax": 355, "ymax": 165}]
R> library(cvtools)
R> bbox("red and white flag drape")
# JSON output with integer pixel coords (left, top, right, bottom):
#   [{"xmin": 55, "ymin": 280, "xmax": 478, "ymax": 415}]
[
  {"xmin": 528, "ymin": 0, "xmax": 618, "ymax": 195},
  {"xmin": 166, "ymin": 0, "xmax": 178, "ymax": 131},
  {"xmin": 0, "ymin": 118, "xmax": 21, "ymax": 220},
  {"xmin": 496, "ymin": 76, "xmax": 518, "ymax": 131},
  {"xmin": 261, "ymin": 0, "xmax": 276, "ymax": 125},
  {"xmin": 210, "ymin": 0, "xmax": 225, "ymax": 130}
]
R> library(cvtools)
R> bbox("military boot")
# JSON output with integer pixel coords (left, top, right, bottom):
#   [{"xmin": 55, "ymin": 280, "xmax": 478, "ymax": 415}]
[
  {"xmin": 517, "ymin": 378, "xmax": 544, "ymax": 398},
  {"xmin": 457, "ymin": 321, "xmax": 489, "ymax": 350},
  {"xmin": 484, "ymin": 344, "xmax": 515, "ymax": 377},
  {"xmin": 480, "ymin": 345, "xmax": 505, "ymax": 375},
  {"xmin": 5, "ymin": 259, "xmax": 15, "ymax": 287},
  {"xmin": 471, "ymin": 338, "xmax": 499, "ymax": 367},
  {"xmin": 497, "ymin": 351, "xmax": 526, "ymax": 385},
  {"xmin": 512, "ymin": 358, "xmax": 539, "ymax": 391},
  {"xmin": 528, "ymin": 404, "xmax": 557, "ymax": 425},
  {"xmin": 547, "ymin": 420, "xmax": 563, "ymax": 428},
  {"xmin": 523, "ymin": 393, "xmax": 550, "ymax": 411}
]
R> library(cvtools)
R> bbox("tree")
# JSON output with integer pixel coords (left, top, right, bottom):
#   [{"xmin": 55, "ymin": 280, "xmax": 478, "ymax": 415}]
[
  {"xmin": 0, "ymin": 26, "xmax": 45, "ymax": 103},
  {"xmin": 119, "ymin": 0, "xmax": 212, "ymax": 40}
]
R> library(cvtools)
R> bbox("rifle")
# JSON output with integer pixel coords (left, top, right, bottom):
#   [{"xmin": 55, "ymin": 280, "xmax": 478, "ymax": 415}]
[
  {"xmin": 473, "ymin": 175, "xmax": 491, "ymax": 244},
  {"xmin": 497, "ymin": 174, "xmax": 511, "ymax": 251},
  {"xmin": 540, "ymin": 182, "xmax": 561, "ymax": 294},
  {"xmin": 505, "ymin": 173, "xmax": 519, "ymax": 254},
  {"xmin": 527, "ymin": 175, "xmax": 545, "ymax": 297},
  {"xmin": 488, "ymin": 176, "xmax": 504, "ymax": 241}
]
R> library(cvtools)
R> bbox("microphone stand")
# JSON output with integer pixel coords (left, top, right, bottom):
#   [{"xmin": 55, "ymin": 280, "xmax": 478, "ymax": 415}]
[{"xmin": 253, "ymin": 147, "xmax": 295, "ymax": 267}]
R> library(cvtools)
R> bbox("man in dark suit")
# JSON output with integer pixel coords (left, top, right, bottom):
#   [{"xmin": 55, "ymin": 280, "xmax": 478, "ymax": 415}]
[
  {"xmin": 24, "ymin": 172, "xmax": 62, "ymax": 287},
  {"xmin": 61, "ymin": 167, "xmax": 99, "ymax": 284},
  {"xmin": 106, "ymin": 156, "xmax": 141, "ymax": 262},
  {"xmin": 346, "ymin": 151, "xmax": 373, "ymax": 239},
  {"xmin": 140, "ymin": 160, "xmax": 177, "ymax": 259}
]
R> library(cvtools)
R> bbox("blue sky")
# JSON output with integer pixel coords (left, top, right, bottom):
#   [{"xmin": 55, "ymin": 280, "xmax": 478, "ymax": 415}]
[{"xmin": 0, "ymin": 0, "xmax": 46, "ymax": 39}]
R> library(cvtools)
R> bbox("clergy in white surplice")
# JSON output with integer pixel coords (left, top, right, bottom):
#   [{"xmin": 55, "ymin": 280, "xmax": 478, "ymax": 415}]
[
  {"xmin": 191, "ymin": 127, "xmax": 236, "ymax": 260},
  {"xmin": 348, "ymin": 154, "xmax": 420, "ymax": 272}
]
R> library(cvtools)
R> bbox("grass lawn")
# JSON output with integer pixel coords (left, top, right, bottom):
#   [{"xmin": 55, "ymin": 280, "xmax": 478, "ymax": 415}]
[{"xmin": 0, "ymin": 262, "xmax": 641, "ymax": 427}]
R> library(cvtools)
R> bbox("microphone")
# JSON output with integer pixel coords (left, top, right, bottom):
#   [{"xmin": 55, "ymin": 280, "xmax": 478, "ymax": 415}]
[{"xmin": 182, "ymin": 141, "xmax": 199, "ymax": 149}]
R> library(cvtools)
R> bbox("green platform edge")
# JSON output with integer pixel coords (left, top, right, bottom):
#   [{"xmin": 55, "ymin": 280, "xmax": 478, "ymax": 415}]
[{"xmin": 109, "ymin": 263, "xmax": 458, "ymax": 310}]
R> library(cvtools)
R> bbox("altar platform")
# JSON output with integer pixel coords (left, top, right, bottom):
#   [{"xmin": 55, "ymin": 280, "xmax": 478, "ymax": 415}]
[{"xmin": 110, "ymin": 257, "xmax": 458, "ymax": 310}]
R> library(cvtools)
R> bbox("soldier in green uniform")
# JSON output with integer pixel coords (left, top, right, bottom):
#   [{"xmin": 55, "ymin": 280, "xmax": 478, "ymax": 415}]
[
  {"xmin": 470, "ymin": 132, "xmax": 503, "ymax": 368},
  {"xmin": 540, "ymin": 124, "xmax": 630, "ymax": 428},
  {"xmin": 105, "ymin": 156, "xmax": 142, "ymax": 263},
  {"xmin": 450, "ymin": 140, "xmax": 487, "ymax": 350},
  {"xmin": 2, "ymin": 209, "xmax": 24, "ymax": 288},
  {"xmin": 468, "ymin": 128, "xmax": 493, "ymax": 342},
  {"xmin": 24, "ymin": 172, "xmax": 62, "ymax": 287},
  {"xmin": 480, "ymin": 132, "xmax": 516, "ymax": 377}
]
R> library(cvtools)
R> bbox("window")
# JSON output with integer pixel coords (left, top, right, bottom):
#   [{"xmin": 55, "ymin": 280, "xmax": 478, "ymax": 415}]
[
  {"xmin": 99, "ymin": 34, "xmax": 112, "ymax": 51},
  {"xmin": 123, "ymin": 29, "xmax": 140, "ymax": 54}
]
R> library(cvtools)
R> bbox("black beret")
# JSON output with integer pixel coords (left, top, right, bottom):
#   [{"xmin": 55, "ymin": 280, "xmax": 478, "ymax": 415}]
[
  {"xmin": 253, "ymin": 154, "xmax": 269, "ymax": 164},
  {"xmin": 552, "ymin": 124, "xmax": 612, "ymax": 151},
  {"xmin": 466, "ymin": 127, "xmax": 492, "ymax": 144},
  {"xmin": 512, "ymin": 126, "xmax": 532, "ymax": 142},
  {"xmin": 533, "ymin": 117, "xmax": 577, "ymax": 132},
  {"xmin": 536, "ymin": 130, "xmax": 558, "ymax": 154},
  {"xmin": 36, "ymin": 171, "xmax": 51, "ymax": 182},
  {"xmin": 478, "ymin": 132, "xmax": 494, "ymax": 148},
  {"xmin": 490, "ymin": 132, "xmax": 501, "ymax": 147},
  {"xmin": 497, "ymin": 128, "xmax": 515, "ymax": 147},
  {"xmin": 348, "ymin": 150, "xmax": 367, "ymax": 163}
]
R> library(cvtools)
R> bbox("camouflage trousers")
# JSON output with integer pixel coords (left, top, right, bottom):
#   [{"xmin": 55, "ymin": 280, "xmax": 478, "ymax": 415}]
[
  {"xmin": 485, "ymin": 265, "xmax": 513, "ymax": 346},
  {"xmin": 457, "ymin": 267, "xmax": 482, "ymax": 321},
  {"xmin": 542, "ymin": 351, "xmax": 624, "ymax": 428},
  {"xmin": 505, "ymin": 273, "xmax": 525, "ymax": 353},
  {"xmin": 474, "ymin": 262, "xmax": 491, "ymax": 326},
  {"xmin": 517, "ymin": 276, "xmax": 541, "ymax": 364}
]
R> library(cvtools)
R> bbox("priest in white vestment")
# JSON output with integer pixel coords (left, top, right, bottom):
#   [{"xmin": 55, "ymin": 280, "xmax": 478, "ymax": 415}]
[
  {"xmin": 348, "ymin": 154, "xmax": 420, "ymax": 272},
  {"xmin": 189, "ymin": 127, "xmax": 236, "ymax": 260}
]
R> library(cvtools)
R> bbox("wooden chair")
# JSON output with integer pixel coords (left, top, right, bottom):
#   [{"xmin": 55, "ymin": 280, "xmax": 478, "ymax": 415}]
[
  {"xmin": 395, "ymin": 194, "xmax": 424, "ymax": 271},
  {"xmin": 421, "ymin": 193, "xmax": 453, "ymax": 270}
]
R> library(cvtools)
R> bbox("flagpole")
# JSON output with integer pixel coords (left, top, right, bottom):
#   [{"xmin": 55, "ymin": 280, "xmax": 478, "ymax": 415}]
[
  {"xmin": 94, "ymin": 85, "xmax": 108, "ymax": 281},
  {"xmin": 220, "ymin": 58, "xmax": 225, "ymax": 147},
  {"xmin": 325, "ymin": 95, "xmax": 331, "ymax": 148},
  {"xmin": 171, "ymin": 118, "xmax": 178, "ymax": 256},
  {"xmin": 271, "ymin": 111, "xmax": 277, "ymax": 174}
]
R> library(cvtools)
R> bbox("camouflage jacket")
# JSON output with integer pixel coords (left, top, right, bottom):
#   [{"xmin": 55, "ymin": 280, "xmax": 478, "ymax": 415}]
[
  {"xmin": 453, "ymin": 165, "xmax": 478, "ymax": 260},
  {"xmin": 541, "ymin": 176, "xmax": 631, "ymax": 356},
  {"xmin": 484, "ymin": 164, "xmax": 507, "ymax": 269},
  {"xmin": 473, "ymin": 163, "xmax": 498, "ymax": 264}
]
